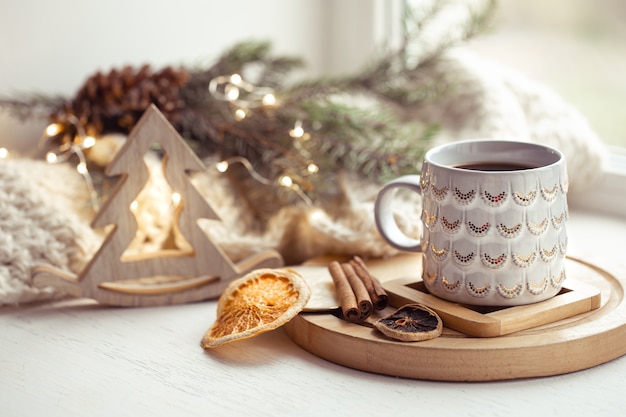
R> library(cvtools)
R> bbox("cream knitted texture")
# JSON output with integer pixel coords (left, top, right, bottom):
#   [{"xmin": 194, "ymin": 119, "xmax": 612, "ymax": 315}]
[
  {"xmin": 412, "ymin": 48, "xmax": 606, "ymax": 194},
  {"xmin": 0, "ymin": 160, "xmax": 101, "ymax": 305},
  {"xmin": 0, "ymin": 48, "xmax": 607, "ymax": 305},
  {"xmin": 192, "ymin": 169, "xmax": 421, "ymax": 266}
]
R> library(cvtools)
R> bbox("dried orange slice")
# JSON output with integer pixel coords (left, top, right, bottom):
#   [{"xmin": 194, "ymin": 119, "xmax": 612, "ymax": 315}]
[
  {"xmin": 374, "ymin": 304, "xmax": 442, "ymax": 342},
  {"xmin": 201, "ymin": 268, "xmax": 311, "ymax": 348}
]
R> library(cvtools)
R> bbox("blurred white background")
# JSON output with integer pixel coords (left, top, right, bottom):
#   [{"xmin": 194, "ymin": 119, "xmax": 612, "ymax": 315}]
[
  {"xmin": 469, "ymin": 0, "xmax": 626, "ymax": 147},
  {"xmin": 0, "ymin": 0, "xmax": 389, "ymax": 152},
  {"xmin": 1, "ymin": 0, "xmax": 624, "ymax": 152}
]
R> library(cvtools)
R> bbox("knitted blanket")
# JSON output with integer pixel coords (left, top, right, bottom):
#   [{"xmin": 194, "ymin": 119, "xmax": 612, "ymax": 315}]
[{"xmin": 0, "ymin": 48, "xmax": 606, "ymax": 306}]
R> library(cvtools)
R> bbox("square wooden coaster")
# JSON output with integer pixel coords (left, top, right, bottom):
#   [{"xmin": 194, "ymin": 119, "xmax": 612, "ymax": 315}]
[{"xmin": 383, "ymin": 277, "xmax": 601, "ymax": 337}]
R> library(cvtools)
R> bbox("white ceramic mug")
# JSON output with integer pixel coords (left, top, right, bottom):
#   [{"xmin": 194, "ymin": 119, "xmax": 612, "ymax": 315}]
[{"xmin": 375, "ymin": 140, "xmax": 569, "ymax": 306}]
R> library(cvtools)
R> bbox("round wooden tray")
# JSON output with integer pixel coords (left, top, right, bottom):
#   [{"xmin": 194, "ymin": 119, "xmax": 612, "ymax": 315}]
[{"xmin": 284, "ymin": 255, "xmax": 626, "ymax": 381}]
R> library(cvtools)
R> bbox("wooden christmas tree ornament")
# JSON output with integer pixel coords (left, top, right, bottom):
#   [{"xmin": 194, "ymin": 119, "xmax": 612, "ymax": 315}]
[{"xmin": 32, "ymin": 104, "xmax": 283, "ymax": 306}]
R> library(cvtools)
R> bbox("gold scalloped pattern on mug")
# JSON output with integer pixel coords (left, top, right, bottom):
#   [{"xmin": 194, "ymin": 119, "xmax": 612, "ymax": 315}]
[
  {"xmin": 527, "ymin": 277, "xmax": 548, "ymax": 295},
  {"xmin": 540, "ymin": 245, "xmax": 558, "ymax": 263},
  {"xmin": 422, "ymin": 209, "xmax": 438, "ymax": 229},
  {"xmin": 441, "ymin": 216, "xmax": 462, "ymax": 234},
  {"xmin": 496, "ymin": 222, "xmax": 523, "ymax": 239},
  {"xmin": 481, "ymin": 190, "xmax": 507, "ymax": 207},
  {"xmin": 541, "ymin": 184, "xmax": 559, "ymax": 202},
  {"xmin": 512, "ymin": 190, "xmax": 538, "ymax": 206},
  {"xmin": 551, "ymin": 212, "xmax": 567, "ymax": 230},
  {"xmin": 430, "ymin": 244, "xmax": 449, "ymax": 262},
  {"xmin": 453, "ymin": 250, "xmax": 476, "ymax": 265},
  {"xmin": 441, "ymin": 276, "xmax": 462, "ymax": 293},
  {"xmin": 431, "ymin": 184, "xmax": 449, "ymax": 201},
  {"xmin": 424, "ymin": 271, "xmax": 437, "ymax": 284},
  {"xmin": 527, "ymin": 218, "xmax": 549, "ymax": 236},
  {"xmin": 466, "ymin": 221, "xmax": 490, "ymax": 237},
  {"xmin": 551, "ymin": 269, "xmax": 566, "ymax": 288},
  {"xmin": 467, "ymin": 281, "xmax": 491, "ymax": 298},
  {"xmin": 453, "ymin": 187, "xmax": 476, "ymax": 205},
  {"xmin": 559, "ymin": 237, "xmax": 568, "ymax": 255},
  {"xmin": 420, "ymin": 174, "xmax": 430, "ymax": 194},
  {"xmin": 496, "ymin": 282, "xmax": 524, "ymax": 299},
  {"xmin": 481, "ymin": 252, "xmax": 507, "ymax": 269},
  {"xmin": 512, "ymin": 251, "xmax": 538, "ymax": 268}
]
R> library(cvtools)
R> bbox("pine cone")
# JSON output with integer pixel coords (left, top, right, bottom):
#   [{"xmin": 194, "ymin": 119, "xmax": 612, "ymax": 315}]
[{"xmin": 51, "ymin": 64, "xmax": 190, "ymax": 137}]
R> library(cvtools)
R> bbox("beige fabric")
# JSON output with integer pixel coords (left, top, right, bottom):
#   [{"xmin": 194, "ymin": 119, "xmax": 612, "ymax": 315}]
[
  {"xmin": 0, "ymin": 160, "xmax": 100, "ymax": 304},
  {"xmin": 410, "ymin": 48, "xmax": 606, "ymax": 195}
]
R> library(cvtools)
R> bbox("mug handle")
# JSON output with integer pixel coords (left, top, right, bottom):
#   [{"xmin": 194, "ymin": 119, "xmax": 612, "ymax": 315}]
[{"xmin": 374, "ymin": 175, "xmax": 422, "ymax": 252}]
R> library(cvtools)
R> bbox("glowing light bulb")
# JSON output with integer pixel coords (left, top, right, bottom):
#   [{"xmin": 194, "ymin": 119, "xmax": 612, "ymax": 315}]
[
  {"xmin": 234, "ymin": 108, "xmax": 247, "ymax": 121},
  {"xmin": 289, "ymin": 121, "xmax": 304, "ymax": 138},
  {"xmin": 262, "ymin": 93, "xmax": 276, "ymax": 106},
  {"xmin": 76, "ymin": 161, "xmax": 88, "ymax": 175},
  {"xmin": 216, "ymin": 161, "xmax": 229, "ymax": 172},
  {"xmin": 46, "ymin": 152, "xmax": 58, "ymax": 163},
  {"xmin": 225, "ymin": 84, "xmax": 240, "ymax": 101},
  {"xmin": 308, "ymin": 208, "xmax": 327, "ymax": 223},
  {"xmin": 230, "ymin": 73, "xmax": 242, "ymax": 85},
  {"xmin": 171, "ymin": 192, "xmax": 181, "ymax": 206},
  {"xmin": 82, "ymin": 136, "xmax": 96, "ymax": 149},
  {"xmin": 45, "ymin": 123, "xmax": 62, "ymax": 136},
  {"xmin": 307, "ymin": 163, "xmax": 319, "ymax": 173},
  {"xmin": 279, "ymin": 175, "xmax": 293, "ymax": 187},
  {"xmin": 0, "ymin": 148, "xmax": 8, "ymax": 159}
]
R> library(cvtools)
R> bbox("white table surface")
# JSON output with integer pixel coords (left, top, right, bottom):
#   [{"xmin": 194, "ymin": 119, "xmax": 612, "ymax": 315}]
[{"xmin": 3, "ymin": 207, "xmax": 626, "ymax": 417}]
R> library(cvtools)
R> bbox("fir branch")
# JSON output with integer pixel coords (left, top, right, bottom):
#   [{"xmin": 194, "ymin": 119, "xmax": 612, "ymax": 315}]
[
  {"xmin": 281, "ymin": 98, "xmax": 438, "ymax": 184},
  {"xmin": 187, "ymin": 40, "xmax": 304, "ymax": 90},
  {"xmin": 401, "ymin": 0, "xmax": 497, "ymax": 68},
  {"xmin": 0, "ymin": 95, "xmax": 65, "ymax": 121},
  {"xmin": 0, "ymin": 2, "xmax": 497, "ymax": 222}
]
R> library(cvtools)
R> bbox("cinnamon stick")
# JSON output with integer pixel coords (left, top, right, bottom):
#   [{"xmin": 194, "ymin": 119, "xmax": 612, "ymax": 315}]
[
  {"xmin": 328, "ymin": 261, "xmax": 360, "ymax": 322},
  {"xmin": 341, "ymin": 263, "xmax": 373, "ymax": 320},
  {"xmin": 350, "ymin": 256, "xmax": 389, "ymax": 310}
]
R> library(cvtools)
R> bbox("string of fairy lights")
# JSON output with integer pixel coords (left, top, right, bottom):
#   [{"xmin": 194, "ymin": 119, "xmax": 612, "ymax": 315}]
[
  {"xmin": 204, "ymin": 72, "xmax": 319, "ymax": 205},
  {"xmin": 40, "ymin": 114, "xmax": 100, "ymax": 210},
  {"xmin": 1, "ymin": 72, "xmax": 320, "ymax": 210}
]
